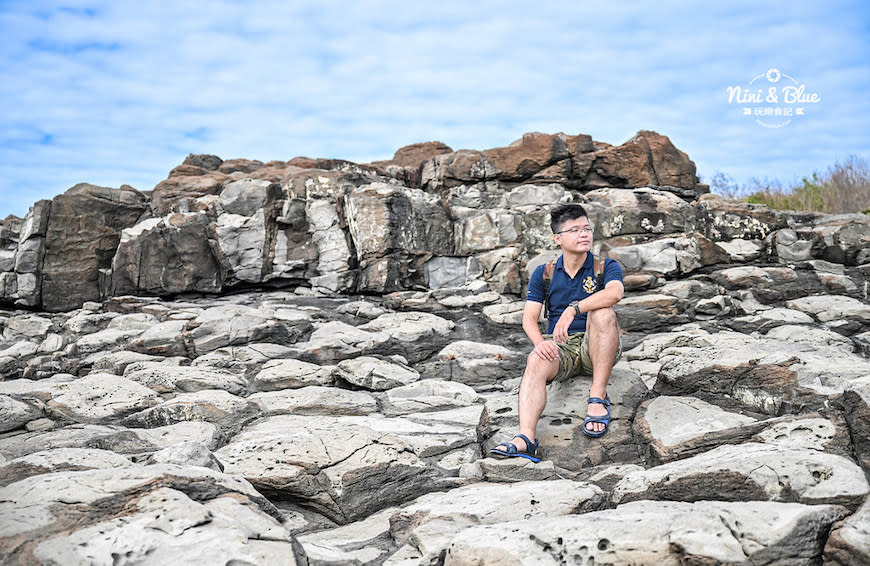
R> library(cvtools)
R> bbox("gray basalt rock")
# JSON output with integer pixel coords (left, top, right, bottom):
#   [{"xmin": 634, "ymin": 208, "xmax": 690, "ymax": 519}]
[
  {"xmin": 120, "ymin": 390, "xmax": 260, "ymax": 435},
  {"xmin": 650, "ymin": 329, "xmax": 870, "ymax": 414},
  {"xmin": 420, "ymin": 340, "xmax": 524, "ymax": 390},
  {"xmin": 0, "ymin": 464, "xmax": 290, "ymax": 566},
  {"xmin": 110, "ymin": 212, "xmax": 225, "ymax": 297},
  {"xmin": 185, "ymin": 303, "xmax": 312, "ymax": 356},
  {"xmin": 0, "ymin": 448, "xmax": 133, "ymax": 486},
  {"xmin": 443, "ymin": 500, "xmax": 846, "ymax": 565},
  {"xmin": 380, "ymin": 380, "xmax": 480, "ymax": 417},
  {"xmin": 249, "ymin": 385, "xmax": 378, "ymax": 416},
  {"xmin": 38, "ymin": 184, "xmax": 149, "ymax": 312},
  {"xmin": 584, "ymin": 187, "xmax": 696, "ymax": 237},
  {"xmin": 148, "ymin": 441, "xmax": 224, "ymax": 472},
  {"xmin": 345, "ymin": 182, "xmax": 453, "ymax": 292},
  {"xmin": 298, "ymin": 480, "xmax": 604, "ymax": 565},
  {"xmin": 0, "ymin": 421, "xmax": 222, "ymax": 461},
  {"xmin": 252, "ymin": 358, "xmax": 334, "ymax": 390},
  {"xmin": 43, "ymin": 373, "xmax": 161, "ymax": 424},
  {"xmin": 825, "ymin": 495, "xmax": 870, "ymax": 565},
  {"xmin": 336, "ymin": 356, "xmax": 420, "ymax": 391},
  {"xmin": 215, "ymin": 414, "xmax": 438, "ymax": 523},
  {"xmin": 842, "ymin": 376, "xmax": 870, "ymax": 473},
  {"xmin": 124, "ymin": 363, "xmax": 247, "ymax": 395},
  {"xmin": 786, "ymin": 294, "xmax": 870, "ymax": 329},
  {"xmin": 2, "ymin": 133, "xmax": 870, "ymax": 564},
  {"xmin": 634, "ymin": 396, "xmax": 757, "ymax": 463},
  {"xmin": 611, "ymin": 442, "xmax": 869, "ymax": 507},
  {"xmin": 0, "ymin": 395, "xmax": 42, "ymax": 433}
]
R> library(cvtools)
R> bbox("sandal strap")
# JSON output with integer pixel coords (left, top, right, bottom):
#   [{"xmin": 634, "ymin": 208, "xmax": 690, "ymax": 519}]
[
  {"xmin": 513, "ymin": 433, "xmax": 538, "ymax": 452},
  {"xmin": 587, "ymin": 396, "xmax": 611, "ymax": 407}
]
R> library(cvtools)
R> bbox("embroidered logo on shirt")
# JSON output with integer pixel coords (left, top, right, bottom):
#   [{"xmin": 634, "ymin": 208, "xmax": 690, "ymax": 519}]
[{"xmin": 583, "ymin": 276, "xmax": 598, "ymax": 294}]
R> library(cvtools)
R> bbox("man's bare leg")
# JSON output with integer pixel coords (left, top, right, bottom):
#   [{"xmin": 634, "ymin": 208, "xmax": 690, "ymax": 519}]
[
  {"xmin": 585, "ymin": 307, "xmax": 620, "ymax": 434},
  {"xmin": 512, "ymin": 351, "xmax": 559, "ymax": 451}
]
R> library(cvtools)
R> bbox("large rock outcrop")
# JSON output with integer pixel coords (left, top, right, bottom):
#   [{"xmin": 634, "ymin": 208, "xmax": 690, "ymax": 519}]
[
  {"xmin": 0, "ymin": 130, "xmax": 869, "ymax": 565},
  {"xmin": 0, "ymin": 130, "xmax": 705, "ymax": 311}
]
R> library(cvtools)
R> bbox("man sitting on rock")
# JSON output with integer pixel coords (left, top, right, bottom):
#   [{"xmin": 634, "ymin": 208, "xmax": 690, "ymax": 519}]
[{"xmin": 490, "ymin": 203, "xmax": 624, "ymax": 462}]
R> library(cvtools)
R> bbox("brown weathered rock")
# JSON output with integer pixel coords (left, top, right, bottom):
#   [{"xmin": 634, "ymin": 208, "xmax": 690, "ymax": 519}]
[
  {"xmin": 150, "ymin": 154, "xmax": 226, "ymax": 215},
  {"xmin": 481, "ymin": 132, "xmax": 570, "ymax": 182},
  {"xmin": 585, "ymin": 130, "xmax": 697, "ymax": 191},
  {"xmin": 377, "ymin": 141, "xmax": 453, "ymax": 169}
]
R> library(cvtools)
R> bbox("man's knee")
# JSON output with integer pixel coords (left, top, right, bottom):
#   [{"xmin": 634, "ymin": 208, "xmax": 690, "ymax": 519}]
[
  {"xmin": 587, "ymin": 306, "xmax": 618, "ymax": 330},
  {"xmin": 525, "ymin": 351, "xmax": 558, "ymax": 380}
]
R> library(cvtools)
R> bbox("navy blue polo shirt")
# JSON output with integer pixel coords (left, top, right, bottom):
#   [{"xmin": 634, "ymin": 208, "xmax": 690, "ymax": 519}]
[{"xmin": 527, "ymin": 253, "xmax": 623, "ymax": 334}]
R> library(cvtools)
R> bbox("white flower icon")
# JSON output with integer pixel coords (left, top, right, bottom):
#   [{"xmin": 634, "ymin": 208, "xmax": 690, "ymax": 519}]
[{"xmin": 766, "ymin": 68, "xmax": 781, "ymax": 82}]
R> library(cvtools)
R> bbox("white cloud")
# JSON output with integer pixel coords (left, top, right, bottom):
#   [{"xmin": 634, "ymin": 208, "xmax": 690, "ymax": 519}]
[{"xmin": 1, "ymin": 0, "xmax": 868, "ymax": 217}]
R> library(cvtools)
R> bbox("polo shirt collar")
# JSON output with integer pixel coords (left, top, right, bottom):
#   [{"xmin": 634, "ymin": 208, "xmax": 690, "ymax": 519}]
[{"xmin": 556, "ymin": 253, "xmax": 594, "ymax": 271}]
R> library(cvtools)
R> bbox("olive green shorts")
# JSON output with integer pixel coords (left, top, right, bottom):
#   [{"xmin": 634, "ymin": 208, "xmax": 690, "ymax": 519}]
[{"xmin": 547, "ymin": 331, "xmax": 623, "ymax": 382}]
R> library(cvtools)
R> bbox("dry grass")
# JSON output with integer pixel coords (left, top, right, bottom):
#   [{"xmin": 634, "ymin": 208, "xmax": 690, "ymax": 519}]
[{"xmin": 710, "ymin": 155, "xmax": 870, "ymax": 214}]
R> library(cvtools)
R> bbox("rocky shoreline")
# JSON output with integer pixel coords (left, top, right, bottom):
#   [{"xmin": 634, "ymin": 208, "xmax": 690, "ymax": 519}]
[{"xmin": 0, "ymin": 131, "xmax": 868, "ymax": 564}]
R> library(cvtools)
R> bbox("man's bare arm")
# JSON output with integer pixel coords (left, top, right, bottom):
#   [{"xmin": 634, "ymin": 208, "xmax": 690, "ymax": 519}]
[{"xmin": 522, "ymin": 301, "xmax": 560, "ymax": 361}]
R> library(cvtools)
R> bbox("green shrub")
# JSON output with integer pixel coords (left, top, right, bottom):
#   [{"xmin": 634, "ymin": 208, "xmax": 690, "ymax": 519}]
[{"xmin": 710, "ymin": 156, "xmax": 870, "ymax": 214}]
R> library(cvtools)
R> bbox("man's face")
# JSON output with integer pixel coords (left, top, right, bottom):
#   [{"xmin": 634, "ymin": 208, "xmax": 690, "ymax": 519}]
[{"xmin": 553, "ymin": 216, "xmax": 593, "ymax": 253}]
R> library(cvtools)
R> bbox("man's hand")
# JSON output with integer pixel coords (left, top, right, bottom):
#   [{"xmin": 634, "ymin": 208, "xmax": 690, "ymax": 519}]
[
  {"xmin": 533, "ymin": 340, "xmax": 560, "ymax": 362},
  {"xmin": 552, "ymin": 309, "xmax": 575, "ymax": 343}
]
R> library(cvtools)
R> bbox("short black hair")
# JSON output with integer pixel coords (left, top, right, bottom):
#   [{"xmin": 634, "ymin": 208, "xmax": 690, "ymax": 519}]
[{"xmin": 550, "ymin": 204, "xmax": 589, "ymax": 233}]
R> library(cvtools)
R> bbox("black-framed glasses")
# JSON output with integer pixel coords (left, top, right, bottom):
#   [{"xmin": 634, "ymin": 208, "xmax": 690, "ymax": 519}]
[{"xmin": 555, "ymin": 227, "xmax": 593, "ymax": 235}]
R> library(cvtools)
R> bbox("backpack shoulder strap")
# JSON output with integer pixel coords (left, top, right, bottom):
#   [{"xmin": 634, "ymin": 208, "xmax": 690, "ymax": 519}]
[
  {"xmin": 542, "ymin": 260, "xmax": 557, "ymax": 317},
  {"xmin": 593, "ymin": 254, "xmax": 606, "ymax": 291}
]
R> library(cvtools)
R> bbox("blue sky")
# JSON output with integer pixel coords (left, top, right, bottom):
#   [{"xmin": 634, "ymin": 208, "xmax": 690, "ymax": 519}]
[{"xmin": 1, "ymin": 1, "xmax": 869, "ymax": 218}]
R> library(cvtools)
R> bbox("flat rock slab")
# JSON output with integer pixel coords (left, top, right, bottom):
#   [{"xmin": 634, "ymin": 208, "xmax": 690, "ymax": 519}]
[
  {"xmin": 186, "ymin": 303, "xmax": 312, "ymax": 355},
  {"xmin": 648, "ymin": 329, "xmax": 870, "ymax": 408},
  {"xmin": 0, "ymin": 422, "xmax": 223, "ymax": 461},
  {"xmin": 611, "ymin": 442, "xmax": 869, "ymax": 507},
  {"xmin": 756, "ymin": 416, "xmax": 839, "ymax": 450},
  {"xmin": 336, "ymin": 356, "xmax": 420, "ymax": 391},
  {"xmin": 420, "ymin": 340, "xmax": 525, "ymax": 390},
  {"xmin": 44, "ymin": 373, "xmax": 161, "ymax": 423},
  {"xmin": 86, "ymin": 350, "xmax": 162, "ymax": 375},
  {"xmin": 120, "ymin": 390, "xmax": 260, "ymax": 435},
  {"xmin": 443, "ymin": 500, "xmax": 846, "ymax": 565},
  {"xmin": 216, "ymin": 411, "xmax": 482, "ymax": 523},
  {"xmin": 252, "ymin": 358, "xmax": 334, "ymax": 390},
  {"xmin": 484, "ymin": 367, "xmax": 649, "ymax": 470},
  {"xmin": 298, "ymin": 480, "xmax": 603, "ymax": 565},
  {"xmin": 380, "ymin": 380, "xmax": 480, "ymax": 417},
  {"xmin": 249, "ymin": 386, "xmax": 379, "ymax": 416},
  {"xmin": 0, "ymin": 465, "xmax": 290, "ymax": 565},
  {"xmin": 294, "ymin": 312, "xmax": 455, "ymax": 364},
  {"xmin": 635, "ymin": 396, "xmax": 759, "ymax": 462},
  {"xmin": 124, "ymin": 364, "xmax": 248, "ymax": 395},
  {"xmin": 192, "ymin": 342, "xmax": 295, "ymax": 378},
  {"xmin": 0, "ymin": 447, "xmax": 133, "ymax": 486},
  {"xmin": 787, "ymin": 295, "xmax": 870, "ymax": 325}
]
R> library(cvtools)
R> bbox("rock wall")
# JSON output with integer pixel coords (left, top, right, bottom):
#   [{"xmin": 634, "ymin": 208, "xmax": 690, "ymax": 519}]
[
  {"xmin": 0, "ymin": 130, "xmax": 869, "ymax": 564},
  {"xmin": 0, "ymin": 130, "xmax": 705, "ymax": 312}
]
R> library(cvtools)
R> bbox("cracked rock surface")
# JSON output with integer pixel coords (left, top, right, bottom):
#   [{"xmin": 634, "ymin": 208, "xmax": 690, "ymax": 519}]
[{"xmin": 1, "ymin": 135, "xmax": 869, "ymax": 564}]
